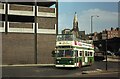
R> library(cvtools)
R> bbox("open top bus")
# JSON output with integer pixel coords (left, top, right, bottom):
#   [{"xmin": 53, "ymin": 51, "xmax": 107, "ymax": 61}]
[{"xmin": 52, "ymin": 34, "xmax": 94, "ymax": 68}]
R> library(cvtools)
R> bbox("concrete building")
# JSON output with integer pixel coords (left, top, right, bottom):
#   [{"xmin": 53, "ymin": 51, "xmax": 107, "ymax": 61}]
[{"xmin": 0, "ymin": 1, "xmax": 58, "ymax": 64}]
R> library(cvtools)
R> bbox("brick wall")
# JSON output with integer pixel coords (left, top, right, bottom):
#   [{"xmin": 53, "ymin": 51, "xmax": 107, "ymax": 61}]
[
  {"xmin": 9, "ymin": 22, "xmax": 33, "ymax": 28},
  {"xmin": 37, "ymin": 17, "xmax": 56, "ymax": 29},
  {"xmin": 38, "ymin": 6, "xmax": 55, "ymax": 13},
  {"xmin": 2, "ymin": 33, "xmax": 56, "ymax": 65},
  {"xmin": 2, "ymin": 33, "xmax": 35, "ymax": 64},
  {"xmin": 10, "ymin": 4, "xmax": 33, "ymax": 11},
  {"xmin": 37, "ymin": 34, "xmax": 56, "ymax": 64}
]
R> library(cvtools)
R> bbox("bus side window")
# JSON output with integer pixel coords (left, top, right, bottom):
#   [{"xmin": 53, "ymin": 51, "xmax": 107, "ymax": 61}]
[
  {"xmin": 75, "ymin": 50, "xmax": 78, "ymax": 57},
  {"xmin": 79, "ymin": 51, "xmax": 82, "ymax": 56},
  {"xmin": 90, "ymin": 52, "xmax": 92, "ymax": 56},
  {"xmin": 85, "ymin": 51, "xmax": 87, "ymax": 56},
  {"xmin": 88, "ymin": 52, "xmax": 89, "ymax": 56}
]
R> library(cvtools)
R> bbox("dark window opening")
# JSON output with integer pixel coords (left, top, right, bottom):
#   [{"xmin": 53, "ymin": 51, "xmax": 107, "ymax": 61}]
[
  {"xmin": 79, "ymin": 51, "xmax": 82, "ymax": 56},
  {"xmin": 0, "ymin": 14, "xmax": 34, "ymax": 22}
]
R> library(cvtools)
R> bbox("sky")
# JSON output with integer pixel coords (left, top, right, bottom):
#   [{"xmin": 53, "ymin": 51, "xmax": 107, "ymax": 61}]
[{"xmin": 58, "ymin": 2, "xmax": 118, "ymax": 34}]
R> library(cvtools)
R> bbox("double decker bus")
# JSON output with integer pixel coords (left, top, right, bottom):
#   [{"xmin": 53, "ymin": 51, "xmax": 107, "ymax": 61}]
[{"xmin": 53, "ymin": 34, "xmax": 94, "ymax": 68}]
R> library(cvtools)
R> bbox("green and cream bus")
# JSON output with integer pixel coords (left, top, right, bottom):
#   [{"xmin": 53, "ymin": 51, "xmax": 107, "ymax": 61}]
[{"xmin": 53, "ymin": 34, "xmax": 94, "ymax": 68}]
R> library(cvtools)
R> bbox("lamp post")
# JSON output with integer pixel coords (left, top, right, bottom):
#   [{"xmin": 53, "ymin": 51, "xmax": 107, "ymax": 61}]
[
  {"xmin": 105, "ymin": 35, "xmax": 108, "ymax": 70},
  {"xmin": 99, "ymin": 44, "xmax": 102, "ymax": 51},
  {"xmin": 99, "ymin": 42, "xmax": 107, "ymax": 71},
  {"xmin": 90, "ymin": 15, "xmax": 99, "ymax": 34},
  {"xmin": 34, "ymin": 0, "xmax": 37, "ymax": 64}
]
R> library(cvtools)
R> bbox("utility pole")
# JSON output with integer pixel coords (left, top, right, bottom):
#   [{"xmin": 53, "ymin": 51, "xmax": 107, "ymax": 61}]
[
  {"xmin": 105, "ymin": 39, "xmax": 108, "ymax": 70},
  {"xmin": 5, "ymin": 1, "xmax": 8, "ymax": 34},
  {"xmin": 90, "ymin": 15, "xmax": 99, "ymax": 34},
  {"xmin": 34, "ymin": 1, "xmax": 37, "ymax": 64},
  {"xmin": 91, "ymin": 16, "xmax": 93, "ymax": 34}
]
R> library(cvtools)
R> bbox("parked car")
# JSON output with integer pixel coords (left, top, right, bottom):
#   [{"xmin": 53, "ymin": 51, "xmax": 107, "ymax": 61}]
[
  {"xmin": 114, "ymin": 51, "xmax": 120, "ymax": 56},
  {"xmin": 107, "ymin": 51, "xmax": 114, "ymax": 56}
]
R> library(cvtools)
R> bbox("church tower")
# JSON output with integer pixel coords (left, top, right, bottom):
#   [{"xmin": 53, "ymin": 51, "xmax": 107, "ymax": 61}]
[{"xmin": 71, "ymin": 12, "xmax": 80, "ymax": 38}]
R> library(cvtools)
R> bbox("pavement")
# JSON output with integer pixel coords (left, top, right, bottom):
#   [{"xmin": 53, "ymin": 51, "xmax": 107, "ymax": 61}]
[
  {"xmin": 1, "ymin": 57, "xmax": 119, "ymax": 67},
  {"xmin": 1, "ymin": 55, "xmax": 119, "ymax": 66},
  {"xmin": 74, "ymin": 70, "xmax": 119, "ymax": 78},
  {"xmin": 103, "ymin": 58, "xmax": 120, "ymax": 62},
  {"xmin": 0, "ymin": 64, "xmax": 55, "ymax": 67},
  {"xmin": 1, "ymin": 63, "xmax": 118, "ymax": 73},
  {"xmin": 81, "ymin": 68, "xmax": 118, "ymax": 74},
  {"xmin": 103, "ymin": 56, "xmax": 120, "ymax": 62}
]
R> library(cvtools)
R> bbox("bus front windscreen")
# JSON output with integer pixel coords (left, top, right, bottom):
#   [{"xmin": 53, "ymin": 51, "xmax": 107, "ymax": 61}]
[{"xmin": 57, "ymin": 50, "xmax": 73, "ymax": 57}]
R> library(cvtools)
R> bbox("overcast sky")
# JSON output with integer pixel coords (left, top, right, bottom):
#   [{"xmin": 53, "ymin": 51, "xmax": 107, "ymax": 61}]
[{"xmin": 58, "ymin": 2, "xmax": 118, "ymax": 34}]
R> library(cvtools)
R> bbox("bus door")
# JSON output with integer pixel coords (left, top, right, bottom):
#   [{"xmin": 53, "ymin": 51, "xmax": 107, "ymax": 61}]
[
  {"xmin": 82, "ymin": 51, "xmax": 85, "ymax": 65},
  {"xmin": 84, "ymin": 51, "xmax": 88, "ymax": 64},
  {"xmin": 75, "ymin": 50, "xmax": 78, "ymax": 67},
  {"xmin": 78, "ymin": 51, "xmax": 83, "ymax": 67}
]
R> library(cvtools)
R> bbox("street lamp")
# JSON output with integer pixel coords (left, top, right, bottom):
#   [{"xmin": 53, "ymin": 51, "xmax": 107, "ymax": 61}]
[
  {"xmin": 99, "ymin": 42, "xmax": 107, "ymax": 71},
  {"xmin": 90, "ymin": 15, "xmax": 99, "ymax": 34},
  {"xmin": 105, "ymin": 36, "xmax": 108, "ymax": 71},
  {"xmin": 34, "ymin": 1, "xmax": 37, "ymax": 64}
]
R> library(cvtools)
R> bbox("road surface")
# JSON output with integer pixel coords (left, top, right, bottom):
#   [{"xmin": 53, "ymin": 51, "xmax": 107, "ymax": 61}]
[{"xmin": 2, "ymin": 61, "xmax": 119, "ymax": 78}]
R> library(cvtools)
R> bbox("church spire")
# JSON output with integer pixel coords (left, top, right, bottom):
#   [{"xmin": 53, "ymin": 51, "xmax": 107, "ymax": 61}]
[
  {"xmin": 73, "ymin": 12, "xmax": 78, "ymax": 23},
  {"xmin": 72, "ymin": 12, "xmax": 80, "ymax": 38},
  {"xmin": 73, "ymin": 12, "xmax": 79, "ymax": 31}
]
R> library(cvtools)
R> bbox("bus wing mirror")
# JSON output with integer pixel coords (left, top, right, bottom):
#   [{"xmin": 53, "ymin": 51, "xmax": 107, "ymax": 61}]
[{"xmin": 51, "ymin": 51, "xmax": 56, "ymax": 57}]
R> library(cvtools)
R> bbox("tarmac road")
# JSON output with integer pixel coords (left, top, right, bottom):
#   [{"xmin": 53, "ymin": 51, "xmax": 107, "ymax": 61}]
[{"xmin": 2, "ymin": 61, "xmax": 119, "ymax": 78}]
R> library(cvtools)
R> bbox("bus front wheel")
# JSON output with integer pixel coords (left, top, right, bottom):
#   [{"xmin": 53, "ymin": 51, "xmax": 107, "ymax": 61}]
[
  {"xmin": 89, "ymin": 60, "xmax": 92, "ymax": 66},
  {"xmin": 79, "ymin": 62, "xmax": 82, "ymax": 68}
]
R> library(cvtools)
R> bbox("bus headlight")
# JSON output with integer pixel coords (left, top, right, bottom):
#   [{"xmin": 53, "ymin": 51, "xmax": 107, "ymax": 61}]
[
  {"xmin": 69, "ymin": 61, "xmax": 72, "ymax": 63},
  {"xmin": 57, "ymin": 61, "xmax": 59, "ymax": 63}
]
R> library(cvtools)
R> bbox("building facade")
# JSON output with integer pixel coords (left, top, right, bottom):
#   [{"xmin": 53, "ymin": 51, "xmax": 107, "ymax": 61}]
[
  {"xmin": 62, "ymin": 29, "xmax": 71, "ymax": 34},
  {"xmin": 102, "ymin": 27, "xmax": 120, "ymax": 40},
  {"xmin": 107, "ymin": 28, "xmax": 120, "ymax": 39},
  {"xmin": 79, "ymin": 31, "xmax": 85, "ymax": 40},
  {"xmin": 0, "ymin": 1, "xmax": 58, "ymax": 64},
  {"xmin": 87, "ymin": 27, "xmax": 120, "ymax": 41}
]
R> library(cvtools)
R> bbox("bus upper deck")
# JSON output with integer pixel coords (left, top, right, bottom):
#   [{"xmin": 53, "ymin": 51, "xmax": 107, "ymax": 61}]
[{"xmin": 56, "ymin": 34, "xmax": 93, "ymax": 44}]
